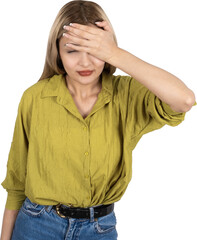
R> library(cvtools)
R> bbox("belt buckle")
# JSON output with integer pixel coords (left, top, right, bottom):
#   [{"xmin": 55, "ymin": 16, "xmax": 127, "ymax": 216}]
[
  {"xmin": 55, "ymin": 203, "xmax": 98, "ymax": 220},
  {"xmin": 56, "ymin": 203, "xmax": 73, "ymax": 218}
]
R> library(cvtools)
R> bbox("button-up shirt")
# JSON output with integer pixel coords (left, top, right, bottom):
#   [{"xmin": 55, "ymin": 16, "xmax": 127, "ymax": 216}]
[{"xmin": 1, "ymin": 71, "xmax": 187, "ymax": 210}]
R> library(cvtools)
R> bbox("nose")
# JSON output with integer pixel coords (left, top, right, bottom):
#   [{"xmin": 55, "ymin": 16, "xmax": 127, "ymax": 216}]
[{"xmin": 78, "ymin": 52, "xmax": 92, "ymax": 67}]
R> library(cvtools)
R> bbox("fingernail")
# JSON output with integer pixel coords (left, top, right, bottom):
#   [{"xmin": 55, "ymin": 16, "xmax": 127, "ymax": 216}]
[
  {"xmin": 63, "ymin": 24, "xmax": 72, "ymax": 29},
  {"xmin": 95, "ymin": 22, "xmax": 100, "ymax": 24}
]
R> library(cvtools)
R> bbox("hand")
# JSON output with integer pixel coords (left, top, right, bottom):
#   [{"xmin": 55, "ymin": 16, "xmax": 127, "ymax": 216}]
[{"xmin": 62, "ymin": 21, "xmax": 118, "ymax": 63}]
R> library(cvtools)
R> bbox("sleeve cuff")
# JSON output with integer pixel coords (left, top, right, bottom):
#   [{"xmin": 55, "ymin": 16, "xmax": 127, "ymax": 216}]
[
  {"xmin": 5, "ymin": 191, "xmax": 26, "ymax": 210},
  {"xmin": 162, "ymin": 102, "xmax": 186, "ymax": 116}
]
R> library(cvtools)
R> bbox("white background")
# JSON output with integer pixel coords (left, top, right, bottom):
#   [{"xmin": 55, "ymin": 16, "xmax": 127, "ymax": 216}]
[{"xmin": 0, "ymin": 0, "xmax": 196, "ymax": 239}]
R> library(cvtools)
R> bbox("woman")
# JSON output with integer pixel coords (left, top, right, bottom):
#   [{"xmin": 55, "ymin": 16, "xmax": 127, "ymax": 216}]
[{"xmin": 1, "ymin": 0, "xmax": 196, "ymax": 240}]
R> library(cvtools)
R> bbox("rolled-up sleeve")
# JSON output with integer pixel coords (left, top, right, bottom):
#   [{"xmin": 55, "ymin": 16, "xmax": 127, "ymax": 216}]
[
  {"xmin": 118, "ymin": 76, "xmax": 194, "ymax": 150},
  {"xmin": 1, "ymin": 92, "xmax": 29, "ymax": 210},
  {"xmin": 146, "ymin": 91, "xmax": 186, "ymax": 127}
]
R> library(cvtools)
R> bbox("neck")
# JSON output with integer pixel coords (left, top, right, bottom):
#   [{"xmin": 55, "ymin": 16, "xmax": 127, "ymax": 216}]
[{"xmin": 65, "ymin": 75, "xmax": 102, "ymax": 99}]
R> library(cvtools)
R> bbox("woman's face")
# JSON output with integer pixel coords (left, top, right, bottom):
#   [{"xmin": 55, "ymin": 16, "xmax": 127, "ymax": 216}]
[{"xmin": 59, "ymin": 25, "xmax": 105, "ymax": 86}]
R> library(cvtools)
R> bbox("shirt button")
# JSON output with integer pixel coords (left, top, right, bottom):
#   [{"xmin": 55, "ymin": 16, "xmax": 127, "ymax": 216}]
[
  {"xmin": 83, "ymin": 126, "xmax": 87, "ymax": 130},
  {"xmin": 85, "ymin": 174, "xmax": 89, "ymax": 178},
  {"xmin": 84, "ymin": 152, "xmax": 89, "ymax": 156}
]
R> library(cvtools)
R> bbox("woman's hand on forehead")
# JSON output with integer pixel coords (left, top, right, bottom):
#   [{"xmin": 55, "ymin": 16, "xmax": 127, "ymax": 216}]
[{"xmin": 62, "ymin": 21, "xmax": 118, "ymax": 63}]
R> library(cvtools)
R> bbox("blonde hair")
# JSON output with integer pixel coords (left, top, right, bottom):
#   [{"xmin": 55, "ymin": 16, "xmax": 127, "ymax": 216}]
[{"xmin": 38, "ymin": 0, "xmax": 118, "ymax": 81}]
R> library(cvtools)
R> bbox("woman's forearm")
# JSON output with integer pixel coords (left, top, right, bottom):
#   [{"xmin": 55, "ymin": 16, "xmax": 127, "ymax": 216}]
[
  {"xmin": 0, "ymin": 209, "xmax": 19, "ymax": 240},
  {"xmin": 110, "ymin": 47, "xmax": 196, "ymax": 112}
]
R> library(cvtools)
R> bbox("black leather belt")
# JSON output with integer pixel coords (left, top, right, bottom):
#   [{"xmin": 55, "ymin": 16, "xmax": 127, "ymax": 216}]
[{"xmin": 52, "ymin": 203, "xmax": 114, "ymax": 219}]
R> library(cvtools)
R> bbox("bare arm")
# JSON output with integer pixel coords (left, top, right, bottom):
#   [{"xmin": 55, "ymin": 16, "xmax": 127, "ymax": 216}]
[
  {"xmin": 60, "ymin": 22, "xmax": 196, "ymax": 113},
  {"xmin": 0, "ymin": 209, "xmax": 19, "ymax": 240},
  {"xmin": 109, "ymin": 47, "xmax": 196, "ymax": 113}
]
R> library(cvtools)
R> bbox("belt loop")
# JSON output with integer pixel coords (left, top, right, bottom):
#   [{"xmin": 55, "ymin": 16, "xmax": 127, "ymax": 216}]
[
  {"xmin": 45, "ymin": 205, "xmax": 53, "ymax": 213},
  {"xmin": 89, "ymin": 207, "xmax": 94, "ymax": 222}
]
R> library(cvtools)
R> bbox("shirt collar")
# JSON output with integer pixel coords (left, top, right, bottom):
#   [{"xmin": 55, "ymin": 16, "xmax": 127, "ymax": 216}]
[{"xmin": 40, "ymin": 71, "xmax": 113, "ymax": 99}]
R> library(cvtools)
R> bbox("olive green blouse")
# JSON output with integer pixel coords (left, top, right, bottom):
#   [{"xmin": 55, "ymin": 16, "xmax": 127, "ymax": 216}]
[{"xmin": 1, "ymin": 72, "xmax": 193, "ymax": 210}]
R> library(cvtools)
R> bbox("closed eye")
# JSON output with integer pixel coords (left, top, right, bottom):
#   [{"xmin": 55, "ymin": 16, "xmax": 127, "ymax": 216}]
[{"xmin": 67, "ymin": 50, "xmax": 78, "ymax": 53}]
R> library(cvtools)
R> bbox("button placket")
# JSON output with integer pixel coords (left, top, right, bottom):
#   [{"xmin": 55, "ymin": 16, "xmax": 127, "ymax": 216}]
[
  {"xmin": 84, "ymin": 150, "xmax": 90, "ymax": 179},
  {"xmin": 82, "ymin": 122, "xmax": 91, "ymax": 205},
  {"xmin": 83, "ymin": 124, "xmax": 90, "ymax": 180}
]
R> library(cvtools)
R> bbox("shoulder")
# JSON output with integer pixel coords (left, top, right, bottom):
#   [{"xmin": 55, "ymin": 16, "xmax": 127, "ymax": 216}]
[
  {"xmin": 109, "ymin": 74, "xmax": 144, "ymax": 94},
  {"xmin": 111, "ymin": 74, "xmax": 132, "ymax": 87},
  {"xmin": 17, "ymin": 78, "xmax": 50, "ymax": 113},
  {"xmin": 22, "ymin": 78, "xmax": 49, "ymax": 100}
]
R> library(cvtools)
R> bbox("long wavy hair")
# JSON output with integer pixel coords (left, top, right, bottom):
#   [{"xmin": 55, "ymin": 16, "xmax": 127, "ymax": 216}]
[{"xmin": 38, "ymin": 0, "xmax": 118, "ymax": 81}]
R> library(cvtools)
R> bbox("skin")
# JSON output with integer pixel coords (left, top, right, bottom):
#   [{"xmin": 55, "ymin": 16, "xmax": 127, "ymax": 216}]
[
  {"xmin": 61, "ymin": 21, "xmax": 196, "ymax": 112},
  {"xmin": 1, "ymin": 19, "xmax": 195, "ymax": 240},
  {"xmin": 0, "ymin": 209, "xmax": 19, "ymax": 240},
  {"xmin": 59, "ymin": 24, "xmax": 105, "ymax": 100}
]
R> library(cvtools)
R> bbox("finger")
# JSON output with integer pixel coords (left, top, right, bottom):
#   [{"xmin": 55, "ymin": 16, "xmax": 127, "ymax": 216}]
[
  {"xmin": 65, "ymin": 43, "xmax": 89, "ymax": 52},
  {"xmin": 63, "ymin": 32, "xmax": 89, "ymax": 46},
  {"xmin": 95, "ymin": 21, "xmax": 112, "ymax": 32},
  {"xmin": 63, "ymin": 25, "xmax": 94, "ymax": 40},
  {"xmin": 66, "ymin": 23, "xmax": 98, "ymax": 35},
  {"xmin": 66, "ymin": 30, "xmax": 83, "ymax": 39}
]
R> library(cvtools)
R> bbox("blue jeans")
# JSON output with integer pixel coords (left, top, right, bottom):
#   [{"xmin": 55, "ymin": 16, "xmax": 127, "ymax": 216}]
[{"xmin": 11, "ymin": 197, "xmax": 118, "ymax": 240}]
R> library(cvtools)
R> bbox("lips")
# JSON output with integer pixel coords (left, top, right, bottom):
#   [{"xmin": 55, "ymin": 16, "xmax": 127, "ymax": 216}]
[{"xmin": 77, "ymin": 70, "xmax": 93, "ymax": 76}]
